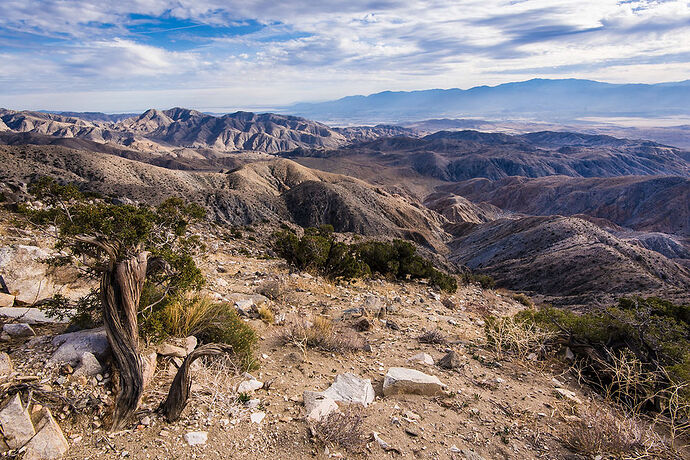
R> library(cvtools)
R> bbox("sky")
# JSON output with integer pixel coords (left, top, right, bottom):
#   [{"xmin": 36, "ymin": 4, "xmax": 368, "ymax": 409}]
[{"xmin": 0, "ymin": 0, "xmax": 689, "ymax": 112}]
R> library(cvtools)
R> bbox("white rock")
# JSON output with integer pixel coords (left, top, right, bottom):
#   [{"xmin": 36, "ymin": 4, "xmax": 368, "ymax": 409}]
[
  {"xmin": 565, "ymin": 347, "xmax": 575, "ymax": 361},
  {"xmin": 2, "ymin": 323, "xmax": 35, "ymax": 338},
  {"xmin": 383, "ymin": 367, "xmax": 447, "ymax": 396},
  {"xmin": 0, "ymin": 307, "xmax": 68, "ymax": 325},
  {"xmin": 250, "ymin": 412, "xmax": 266, "ymax": 424},
  {"xmin": 237, "ymin": 379, "xmax": 263, "ymax": 393},
  {"xmin": 303, "ymin": 391, "xmax": 339, "ymax": 422},
  {"xmin": 322, "ymin": 373, "xmax": 375, "ymax": 407},
  {"xmin": 49, "ymin": 328, "xmax": 109, "ymax": 366},
  {"xmin": 184, "ymin": 431, "xmax": 208, "ymax": 446},
  {"xmin": 0, "ymin": 393, "xmax": 35, "ymax": 449},
  {"xmin": 408, "ymin": 353, "xmax": 434, "ymax": 366},
  {"xmin": 157, "ymin": 343, "xmax": 187, "ymax": 358},
  {"xmin": 184, "ymin": 336, "xmax": 197, "ymax": 354},
  {"xmin": 73, "ymin": 352, "xmax": 103, "ymax": 378},
  {"xmin": 21, "ymin": 408, "xmax": 69, "ymax": 460}
]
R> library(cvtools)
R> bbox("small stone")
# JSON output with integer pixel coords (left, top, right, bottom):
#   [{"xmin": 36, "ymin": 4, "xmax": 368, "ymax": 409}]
[
  {"xmin": 383, "ymin": 367, "xmax": 446, "ymax": 396},
  {"xmin": 140, "ymin": 416, "xmax": 151, "ymax": 426},
  {"xmin": 2, "ymin": 323, "xmax": 35, "ymax": 338},
  {"xmin": 353, "ymin": 317, "xmax": 372, "ymax": 332},
  {"xmin": 408, "ymin": 353, "xmax": 434, "ymax": 366},
  {"xmin": 565, "ymin": 347, "xmax": 575, "ymax": 361},
  {"xmin": 237, "ymin": 379, "xmax": 263, "ymax": 393},
  {"xmin": 73, "ymin": 352, "xmax": 103, "ymax": 378},
  {"xmin": 184, "ymin": 336, "xmax": 197, "ymax": 354},
  {"xmin": 250, "ymin": 412, "xmax": 265, "ymax": 424},
  {"xmin": 527, "ymin": 353, "xmax": 538, "ymax": 361},
  {"xmin": 184, "ymin": 431, "xmax": 208, "ymax": 446},
  {"xmin": 303, "ymin": 391, "xmax": 339, "ymax": 422},
  {"xmin": 322, "ymin": 373, "xmax": 375, "ymax": 407},
  {"xmin": 438, "ymin": 351, "xmax": 462, "ymax": 369},
  {"xmin": 142, "ymin": 352, "xmax": 158, "ymax": 389}
]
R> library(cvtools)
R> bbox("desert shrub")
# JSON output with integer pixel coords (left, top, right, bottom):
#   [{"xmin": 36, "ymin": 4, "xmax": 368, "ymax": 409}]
[
  {"xmin": 512, "ymin": 293, "xmax": 533, "ymax": 308},
  {"xmin": 517, "ymin": 297, "xmax": 690, "ymax": 423},
  {"xmin": 563, "ymin": 407, "xmax": 646, "ymax": 457},
  {"xmin": 418, "ymin": 328, "xmax": 446, "ymax": 344},
  {"xmin": 280, "ymin": 317, "xmax": 366, "ymax": 353},
  {"xmin": 273, "ymin": 229, "xmax": 457, "ymax": 292},
  {"xmin": 312, "ymin": 406, "xmax": 366, "ymax": 453},
  {"xmin": 140, "ymin": 294, "xmax": 258, "ymax": 369},
  {"xmin": 257, "ymin": 305, "xmax": 275, "ymax": 324},
  {"xmin": 255, "ymin": 279, "xmax": 286, "ymax": 302},
  {"xmin": 485, "ymin": 314, "xmax": 555, "ymax": 360}
]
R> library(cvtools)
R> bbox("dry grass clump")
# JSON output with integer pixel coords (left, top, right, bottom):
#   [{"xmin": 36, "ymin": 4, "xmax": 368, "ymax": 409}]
[
  {"xmin": 311, "ymin": 407, "xmax": 366, "ymax": 453},
  {"xmin": 485, "ymin": 314, "xmax": 555, "ymax": 360},
  {"xmin": 279, "ymin": 317, "xmax": 366, "ymax": 353},
  {"xmin": 418, "ymin": 328, "xmax": 446, "ymax": 344},
  {"xmin": 257, "ymin": 305, "xmax": 275, "ymax": 324},
  {"xmin": 563, "ymin": 406, "xmax": 680, "ymax": 459},
  {"xmin": 255, "ymin": 279, "xmax": 286, "ymax": 302},
  {"xmin": 190, "ymin": 355, "xmax": 241, "ymax": 415},
  {"xmin": 511, "ymin": 293, "xmax": 533, "ymax": 308}
]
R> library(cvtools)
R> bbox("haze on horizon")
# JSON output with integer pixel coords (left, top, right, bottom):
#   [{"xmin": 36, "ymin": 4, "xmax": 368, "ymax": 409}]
[{"xmin": 1, "ymin": 0, "xmax": 689, "ymax": 113}]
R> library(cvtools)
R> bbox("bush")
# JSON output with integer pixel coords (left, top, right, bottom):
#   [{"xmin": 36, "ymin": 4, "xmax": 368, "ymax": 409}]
[
  {"xmin": 485, "ymin": 314, "xmax": 555, "ymax": 360},
  {"xmin": 273, "ymin": 229, "xmax": 456, "ymax": 292},
  {"xmin": 418, "ymin": 329, "xmax": 446, "ymax": 344},
  {"xmin": 140, "ymin": 294, "xmax": 258, "ymax": 369},
  {"xmin": 512, "ymin": 293, "xmax": 533, "ymax": 308},
  {"xmin": 462, "ymin": 273, "xmax": 495, "ymax": 289},
  {"xmin": 517, "ymin": 297, "xmax": 690, "ymax": 420},
  {"xmin": 312, "ymin": 406, "xmax": 366, "ymax": 453}
]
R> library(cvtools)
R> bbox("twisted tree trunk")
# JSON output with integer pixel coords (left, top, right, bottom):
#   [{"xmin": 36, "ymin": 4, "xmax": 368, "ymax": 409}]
[
  {"xmin": 101, "ymin": 252, "xmax": 148, "ymax": 431},
  {"xmin": 160, "ymin": 343, "xmax": 233, "ymax": 422}
]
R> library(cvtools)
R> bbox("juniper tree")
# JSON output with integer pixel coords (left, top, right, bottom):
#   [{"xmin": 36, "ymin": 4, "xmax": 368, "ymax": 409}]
[{"xmin": 22, "ymin": 178, "xmax": 207, "ymax": 429}]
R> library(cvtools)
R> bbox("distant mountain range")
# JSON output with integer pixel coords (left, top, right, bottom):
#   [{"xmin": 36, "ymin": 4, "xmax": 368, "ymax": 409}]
[{"xmin": 286, "ymin": 78, "xmax": 690, "ymax": 123}]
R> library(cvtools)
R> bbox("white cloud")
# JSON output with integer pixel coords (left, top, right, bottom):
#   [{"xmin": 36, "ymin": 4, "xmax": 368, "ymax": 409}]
[{"xmin": 0, "ymin": 0, "xmax": 689, "ymax": 110}]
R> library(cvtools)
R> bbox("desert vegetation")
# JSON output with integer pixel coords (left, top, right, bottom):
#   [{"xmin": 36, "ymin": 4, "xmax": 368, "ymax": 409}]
[{"xmin": 273, "ymin": 225, "xmax": 458, "ymax": 292}]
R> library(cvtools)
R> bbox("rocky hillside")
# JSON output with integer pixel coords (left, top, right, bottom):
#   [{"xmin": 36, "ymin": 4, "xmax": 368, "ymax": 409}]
[
  {"xmin": 0, "ymin": 209, "xmax": 684, "ymax": 460},
  {"xmin": 438, "ymin": 175, "xmax": 690, "ymax": 236},
  {"xmin": 448, "ymin": 215, "xmax": 690, "ymax": 306}
]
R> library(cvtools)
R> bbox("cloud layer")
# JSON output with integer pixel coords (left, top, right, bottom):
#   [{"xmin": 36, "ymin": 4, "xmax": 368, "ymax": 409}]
[{"xmin": 1, "ymin": 0, "xmax": 689, "ymax": 111}]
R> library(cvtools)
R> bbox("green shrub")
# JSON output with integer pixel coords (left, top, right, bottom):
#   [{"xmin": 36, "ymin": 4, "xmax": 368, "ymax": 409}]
[
  {"xmin": 517, "ymin": 297, "xmax": 690, "ymax": 413},
  {"xmin": 272, "ymin": 229, "xmax": 457, "ymax": 292},
  {"xmin": 462, "ymin": 273, "xmax": 496, "ymax": 289},
  {"xmin": 512, "ymin": 293, "xmax": 533, "ymax": 308},
  {"xmin": 140, "ymin": 293, "xmax": 258, "ymax": 369}
]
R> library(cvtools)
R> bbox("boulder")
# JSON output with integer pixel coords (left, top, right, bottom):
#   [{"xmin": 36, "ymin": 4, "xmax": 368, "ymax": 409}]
[
  {"xmin": 322, "ymin": 373, "xmax": 375, "ymax": 407},
  {"xmin": 408, "ymin": 353, "xmax": 434, "ymax": 366},
  {"xmin": 157, "ymin": 343, "xmax": 187, "ymax": 358},
  {"xmin": 438, "ymin": 351, "xmax": 462, "ymax": 369},
  {"xmin": 49, "ymin": 328, "xmax": 110, "ymax": 366},
  {"xmin": 0, "ymin": 307, "xmax": 67, "ymax": 325},
  {"xmin": 21, "ymin": 408, "xmax": 69, "ymax": 460},
  {"xmin": 383, "ymin": 367, "xmax": 447, "ymax": 396},
  {"xmin": 555, "ymin": 388, "xmax": 583, "ymax": 405},
  {"xmin": 3, "ymin": 323, "xmax": 35, "ymax": 338},
  {"xmin": 184, "ymin": 431, "xmax": 207, "ymax": 446},
  {"xmin": 0, "ymin": 293, "xmax": 14, "ymax": 308},
  {"xmin": 0, "ymin": 352, "xmax": 12, "ymax": 377},
  {"xmin": 72, "ymin": 352, "xmax": 103, "ymax": 378},
  {"xmin": 303, "ymin": 391, "xmax": 339, "ymax": 422},
  {"xmin": 0, "ymin": 393, "xmax": 35, "ymax": 449}
]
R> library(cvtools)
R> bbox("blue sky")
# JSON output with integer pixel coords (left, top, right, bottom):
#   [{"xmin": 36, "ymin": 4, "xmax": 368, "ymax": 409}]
[{"xmin": 0, "ymin": 0, "xmax": 689, "ymax": 112}]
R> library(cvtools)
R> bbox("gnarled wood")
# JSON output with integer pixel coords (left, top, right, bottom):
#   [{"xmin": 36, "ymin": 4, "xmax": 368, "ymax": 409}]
[
  {"xmin": 160, "ymin": 343, "xmax": 233, "ymax": 422},
  {"xmin": 101, "ymin": 252, "xmax": 148, "ymax": 431}
]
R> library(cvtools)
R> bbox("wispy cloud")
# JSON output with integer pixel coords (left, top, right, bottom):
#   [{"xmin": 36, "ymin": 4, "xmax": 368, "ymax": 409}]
[{"xmin": 0, "ymin": 0, "xmax": 689, "ymax": 110}]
